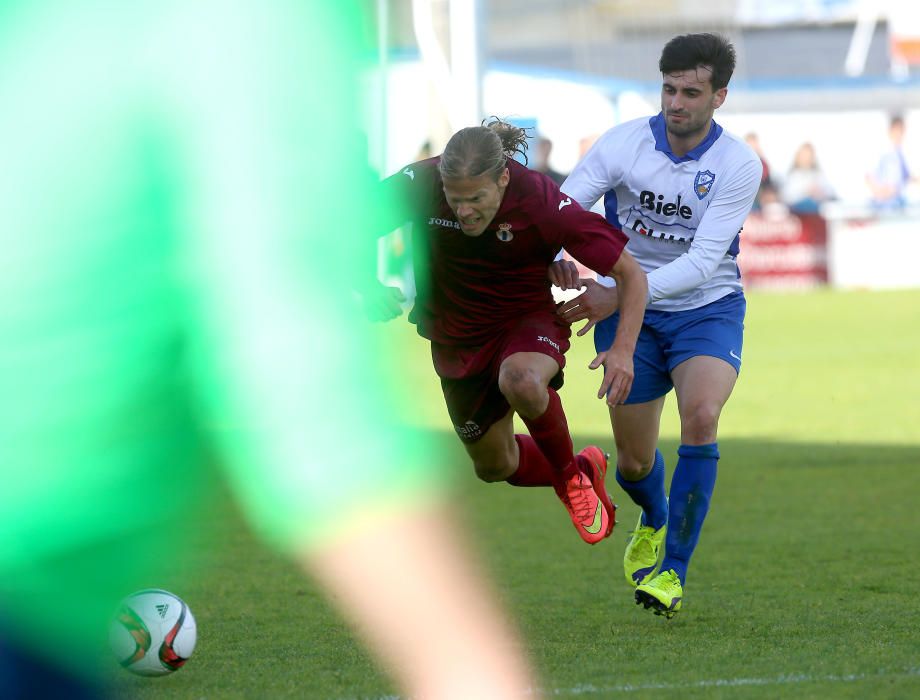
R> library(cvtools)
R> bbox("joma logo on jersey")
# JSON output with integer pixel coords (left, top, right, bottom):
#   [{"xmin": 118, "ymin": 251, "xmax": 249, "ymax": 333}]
[
  {"xmin": 537, "ymin": 335, "xmax": 560, "ymax": 352},
  {"xmin": 429, "ymin": 217, "xmax": 460, "ymax": 229},
  {"xmin": 639, "ymin": 191, "xmax": 693, "ymax": 219}
]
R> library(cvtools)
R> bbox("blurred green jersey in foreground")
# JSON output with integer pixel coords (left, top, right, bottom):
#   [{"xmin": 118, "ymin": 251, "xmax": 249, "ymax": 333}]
[{"xmin": 0, "ymin": 0, "xmax": 439, "ymax": 680}]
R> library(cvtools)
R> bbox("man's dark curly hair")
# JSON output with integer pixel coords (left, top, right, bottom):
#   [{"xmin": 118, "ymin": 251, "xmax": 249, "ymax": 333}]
[{"xmin": 659, "ymin": 33, "xmax": 736, "ymax": 91}]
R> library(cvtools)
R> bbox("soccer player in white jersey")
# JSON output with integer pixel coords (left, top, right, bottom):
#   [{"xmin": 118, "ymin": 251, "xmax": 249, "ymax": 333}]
[{"xmin": 552, "ymin": 33, "xmax": 761, "ymax": 618}]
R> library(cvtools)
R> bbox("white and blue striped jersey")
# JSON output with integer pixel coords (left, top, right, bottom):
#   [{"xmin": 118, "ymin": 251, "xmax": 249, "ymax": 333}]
[{"xmin": 562, "ymin": 113, "xmax": 761, "ymax": 312}]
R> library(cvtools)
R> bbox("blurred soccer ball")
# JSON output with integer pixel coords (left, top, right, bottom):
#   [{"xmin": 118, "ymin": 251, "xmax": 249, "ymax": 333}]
[{"xmin": 109, "ymin": 589, "xmax": 197, "ymax": 676}]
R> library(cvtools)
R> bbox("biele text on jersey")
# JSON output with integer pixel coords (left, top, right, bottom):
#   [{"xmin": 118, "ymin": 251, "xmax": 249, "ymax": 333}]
[{"xmin": 562, "ymin": 113, "xmax": 762, "ymax": 312}]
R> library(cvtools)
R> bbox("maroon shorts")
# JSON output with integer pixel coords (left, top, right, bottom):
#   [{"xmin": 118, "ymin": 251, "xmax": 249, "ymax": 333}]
[{"xmin": 431, "ymin": 312, "xmax": 571, "ymax": 443}]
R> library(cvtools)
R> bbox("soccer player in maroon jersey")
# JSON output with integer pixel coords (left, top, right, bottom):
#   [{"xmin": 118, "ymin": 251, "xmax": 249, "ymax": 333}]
[{"xmin": 366, "ymin": 119, "xmax": 647, "ymax": 544}]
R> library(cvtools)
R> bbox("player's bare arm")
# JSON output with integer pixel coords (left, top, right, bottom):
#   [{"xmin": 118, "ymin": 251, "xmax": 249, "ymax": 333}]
[
  {"xmin": 358, "ymin": 281, "xmax": 406, "ymax": 322},
  {"xmin": 589, "ymin": 251, "xmax": 646, "ymax": 405}
]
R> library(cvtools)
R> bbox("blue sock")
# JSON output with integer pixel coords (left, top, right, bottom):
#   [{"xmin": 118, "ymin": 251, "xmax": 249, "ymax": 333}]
[
  {"xmin": 615, "ymin": 449, "xmax": 668, "ymax": 530},
  {"xmin": 661, "ymin": 443, "xmax": 719, "ymax": 584}
]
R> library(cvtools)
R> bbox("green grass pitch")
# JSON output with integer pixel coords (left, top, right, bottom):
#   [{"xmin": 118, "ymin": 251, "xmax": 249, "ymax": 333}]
[{"xmin": 113, "ymin": 288, "xmax": 920, "ymax": 699}]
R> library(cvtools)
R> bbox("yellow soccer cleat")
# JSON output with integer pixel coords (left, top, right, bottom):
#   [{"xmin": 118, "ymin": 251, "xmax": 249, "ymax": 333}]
[
  {"xmin": 635, "ymin": 569, "xmax": 683, "ymax": 619},
  {"xmin": 623, "ymin": 514, "xmax": 666, "ymax": 587}
]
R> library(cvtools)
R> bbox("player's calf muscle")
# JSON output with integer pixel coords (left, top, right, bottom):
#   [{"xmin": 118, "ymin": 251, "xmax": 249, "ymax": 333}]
[{"xmin": 473, "ymin": 460, "xmax": 514, "ymax": 482}]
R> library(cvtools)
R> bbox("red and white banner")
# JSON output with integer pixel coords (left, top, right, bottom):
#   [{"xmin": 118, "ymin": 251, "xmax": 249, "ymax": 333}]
[{"xmin": 738, "ymin": 210, "xmax": 828, "ymax": 289}]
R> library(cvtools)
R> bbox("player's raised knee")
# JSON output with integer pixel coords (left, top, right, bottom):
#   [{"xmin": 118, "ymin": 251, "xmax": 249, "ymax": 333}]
[{"xmin": 497, "ymin": 367, "xmax": 547, "ymax": 414}]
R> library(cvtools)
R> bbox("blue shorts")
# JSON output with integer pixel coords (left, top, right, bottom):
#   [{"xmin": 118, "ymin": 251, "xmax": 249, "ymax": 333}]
[{"xmin": 594, "ymin": 292, "xmax": 746, "ymax": 404}]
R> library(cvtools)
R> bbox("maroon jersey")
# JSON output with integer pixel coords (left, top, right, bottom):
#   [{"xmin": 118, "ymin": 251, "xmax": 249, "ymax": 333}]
[{"xmin": 377, "ymin": 158, "xmax": 627, "ymax": 346}]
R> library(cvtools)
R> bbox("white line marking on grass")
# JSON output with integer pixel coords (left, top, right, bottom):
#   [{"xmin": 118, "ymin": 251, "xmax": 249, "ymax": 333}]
[
  {"xmin": 546, "ymin": 667, "xmax": 920, "ymax": 695},
  {"xmin": 356, "ymin": 667, "xmax": 920, "ymax": 700}
]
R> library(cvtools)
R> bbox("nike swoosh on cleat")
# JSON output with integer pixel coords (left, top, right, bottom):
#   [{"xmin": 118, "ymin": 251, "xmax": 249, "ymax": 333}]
[{"xmin": 584, "ymin": 502, "xmax": 604, "ymax": 534}]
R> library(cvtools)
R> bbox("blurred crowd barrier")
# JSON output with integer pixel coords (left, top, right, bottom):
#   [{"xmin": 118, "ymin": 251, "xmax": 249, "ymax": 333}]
[
  {"xmin": 739, "ymin": 205, "xmax": 920, "ymax": 291},
  {"xmin": 738, "ymin": 210, "xmax": 828, "ymax": 289}
]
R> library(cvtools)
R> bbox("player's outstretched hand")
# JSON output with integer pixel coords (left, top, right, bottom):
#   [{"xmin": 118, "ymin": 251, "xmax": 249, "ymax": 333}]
[
  {"xmin": 358, "ymin": 282, "xmax": 406, "ymax": 322},
  {"xmin": 547, "ymin": 259, "xmax": 580, "ymax": 290},
  {"xmin": 589, "ymin": 346, "xmax": 634, "ymax": 406},
  {"xmin": 557, "ymin": 279, "xmax": 619, "ymax": 337}
]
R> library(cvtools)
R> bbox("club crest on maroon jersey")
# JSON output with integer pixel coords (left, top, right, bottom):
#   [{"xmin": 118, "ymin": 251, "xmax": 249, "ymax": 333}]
[{"xmin": 496, "ymin": 223, "xmax": 514, "ymax": 242}]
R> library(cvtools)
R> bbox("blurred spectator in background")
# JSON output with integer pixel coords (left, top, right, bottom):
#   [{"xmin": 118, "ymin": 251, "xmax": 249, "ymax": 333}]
[
  {"xmin": 755, "ymin": 180, "xmax": 789, "ymax": 220},
  {"xmin": 781, "ymin": 142, "xmax": 835, "ymax": 214},
  {"xmin": 867, "ymin": 114, "xmax": 914, "ymax": 211},
  {"xmin": 744, "ymin": 131, "xmax": 773, "ymax": 210},
  {"xmin": 578, "ymin": 134, "xmax": 600, "ymax": 161},
  {"xmin": 532, "ymin": 136, "xmax": 567, "ymax": 185},
  {"xmin": 744, "ymin": 132, "xmax": 772, "ymax": 184},
  {"xmin": 415, "ymin": 139, "xmax": 434, "ymax": 161}
]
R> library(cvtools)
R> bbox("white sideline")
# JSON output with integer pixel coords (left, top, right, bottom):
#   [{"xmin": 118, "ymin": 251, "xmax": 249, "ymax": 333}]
[
  {"xmin": 545, "ymin": 666, "xmax": 920, "ymax": 695},
  {"xmin": 361, "ymin": 667, "xmax": 920, "ymax": 699}
]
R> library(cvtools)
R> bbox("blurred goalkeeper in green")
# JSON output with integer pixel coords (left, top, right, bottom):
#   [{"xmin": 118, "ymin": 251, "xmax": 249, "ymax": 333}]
[{"xmin": 0, "ymin": 1, "xmax": 536, "ymax": 698}]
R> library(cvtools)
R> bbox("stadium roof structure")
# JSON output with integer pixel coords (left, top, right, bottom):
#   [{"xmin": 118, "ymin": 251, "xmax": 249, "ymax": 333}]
[
  {"xmin": 383, "ymin": 0, "xmax": 920, "ymax": 113},
  {"xmin": 488, "ymin": 21, "xmax": 920, "ymax": 112}
]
